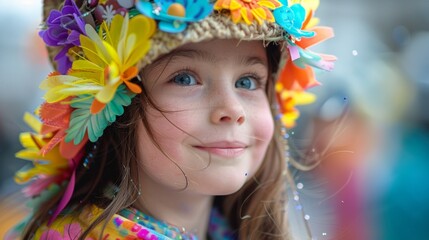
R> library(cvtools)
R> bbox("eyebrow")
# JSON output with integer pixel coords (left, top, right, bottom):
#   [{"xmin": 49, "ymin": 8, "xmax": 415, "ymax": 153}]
[{"xmin": 154, "ymin": 48, "xmax": 267, "ymax": 67}]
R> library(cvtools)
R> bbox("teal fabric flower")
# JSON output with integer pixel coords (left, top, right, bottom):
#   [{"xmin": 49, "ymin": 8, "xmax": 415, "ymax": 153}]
[
  {"xmin": 66, "ymin": 85, "xmax": 136, "ymax": 144},
  {"xmin": 136, "ymin": 0, "xmax": 213, "ymax": 33},
  {"xmin": 287, "ymin": 39, "xmax": 334, "ymax": 71},
  {"xmin": 273, "ymin": 1, "xmax": 314, "ymax": 39}
]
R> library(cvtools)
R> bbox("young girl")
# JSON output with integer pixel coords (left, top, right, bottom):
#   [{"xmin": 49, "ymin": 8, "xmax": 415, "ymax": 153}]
[{"xmin": 8, "ymin": 0, "xmax": 334, "ymax": 239}]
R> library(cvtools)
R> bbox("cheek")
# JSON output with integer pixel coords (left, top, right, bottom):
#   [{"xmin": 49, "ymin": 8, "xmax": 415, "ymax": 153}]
[
  {"xmin": 248, "ymin": 102, "xmax": 274, "ymax": 174},
  {"xmin": 255, "ymin": 113, "xmax": 274, "ymax": 142},
  {"xmin": 136, "ymin": 114, "xmax": 189, "ymax": 187},
  {"xmin": 252, "ymin": 101, "xmax": 275, "ymax": 145}
]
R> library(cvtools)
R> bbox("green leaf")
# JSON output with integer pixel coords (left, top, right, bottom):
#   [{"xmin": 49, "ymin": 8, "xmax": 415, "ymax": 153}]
[{"xmin": 65, "ymin": 84, "xmax": 136, "ymax": 144}]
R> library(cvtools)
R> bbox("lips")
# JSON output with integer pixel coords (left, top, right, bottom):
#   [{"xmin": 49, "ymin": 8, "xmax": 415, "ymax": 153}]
[{"xmin": 193, "ymin": 141, "xmax": 247, "ymax": 158}]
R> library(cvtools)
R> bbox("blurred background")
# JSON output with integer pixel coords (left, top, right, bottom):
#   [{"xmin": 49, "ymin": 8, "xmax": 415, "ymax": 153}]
[{"xmin": 0, "ymin": 0, "xmax": 428, "ymax": 239}]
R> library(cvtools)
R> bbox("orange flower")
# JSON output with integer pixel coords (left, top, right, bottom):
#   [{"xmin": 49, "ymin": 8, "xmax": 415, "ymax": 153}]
[
  {"xmin": 278, "ymin": 55, "xmax": 318, "ymax": 91},
  {"xmin": 214, "ymin": 0, "xmax": 282, "ymax": 25},
  {"xmin": 39, "ymin": 100, "xmax": 87, "ymax": 159},
  {"xmin": 277, "ymin": 8, "xmax": 336, "ymax": 90}
]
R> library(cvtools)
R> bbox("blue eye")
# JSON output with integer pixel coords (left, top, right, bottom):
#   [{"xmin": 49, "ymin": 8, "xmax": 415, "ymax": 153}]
[
  {"xmin": 235, "ymin": 76, "xmax": 257, "ymax": 90},
  {"xmin": 172, "ymin": 72, "xmax": 197, "ymax": 86}
]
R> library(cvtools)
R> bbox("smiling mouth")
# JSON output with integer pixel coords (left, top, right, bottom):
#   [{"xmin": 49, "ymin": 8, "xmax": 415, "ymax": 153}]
[{"xmin": 193, "ymin": 142, "xmax": 247, "ymax": 158}]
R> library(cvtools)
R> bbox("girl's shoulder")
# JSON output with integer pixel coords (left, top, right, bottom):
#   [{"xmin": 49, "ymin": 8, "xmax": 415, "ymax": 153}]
[{"xmin": 33, "ymin": 204, "xmax": 168, "ymax": 240}]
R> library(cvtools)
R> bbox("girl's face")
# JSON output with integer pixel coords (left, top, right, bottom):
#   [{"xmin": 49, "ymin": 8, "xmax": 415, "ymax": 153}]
[{"xmin": 137, "ymin": 39, "xmax": 274, "ymax": 195}]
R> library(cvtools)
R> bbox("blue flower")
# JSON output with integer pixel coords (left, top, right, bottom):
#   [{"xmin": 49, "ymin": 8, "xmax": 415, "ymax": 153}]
[
  {"xmin": 273, "ymin": 1, "xmax": 314, "ymax": 39},
  {"xmin": 136, "ymin": 0, "xmax": 213, "ymax": 33}
]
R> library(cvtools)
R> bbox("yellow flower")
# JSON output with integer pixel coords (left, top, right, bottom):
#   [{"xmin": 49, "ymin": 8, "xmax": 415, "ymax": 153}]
[
  {"xmin": 15, "ymin": 113, "xmax": 69, "ymax": 185},
  {"xmin": 276, "ymin": 82, "xmax": 316, "ymax": 128},
  {"xmin": 214, "ymin": 0, "xmax": 282, "ymax": 25},
  {"xmin": 41, "ymin": 14, "xmax": 156, "ymax": 113}
]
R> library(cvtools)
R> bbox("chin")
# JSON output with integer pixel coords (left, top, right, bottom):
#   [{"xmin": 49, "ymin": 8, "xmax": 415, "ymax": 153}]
[
  {"xmin": 215, "ymin": 186, "xmax": 244, "ymax": 196},
  {"xmin": 197, "ymin": 174, "xmax": 249, "ymax": 196}
]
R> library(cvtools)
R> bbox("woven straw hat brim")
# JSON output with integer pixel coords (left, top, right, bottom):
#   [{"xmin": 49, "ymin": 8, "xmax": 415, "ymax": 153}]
[
  {"xmin": 139, "ymin": 14, "xmax": 286, "ymax": 69},
  {"xmin": 42, "ymin": 0, "xmax": 286, "ymax": 72}
]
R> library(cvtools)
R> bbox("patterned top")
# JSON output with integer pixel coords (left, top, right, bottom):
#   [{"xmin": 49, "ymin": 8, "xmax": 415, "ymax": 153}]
[{"xmin": 8, "ymin": 205, "xmax": 235, "ymax": 240}]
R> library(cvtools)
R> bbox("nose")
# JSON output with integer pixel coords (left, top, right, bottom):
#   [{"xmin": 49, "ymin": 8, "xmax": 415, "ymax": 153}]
[{"xmin": 210, "ymin": 93, "xmax": 246, "ymax": 125}]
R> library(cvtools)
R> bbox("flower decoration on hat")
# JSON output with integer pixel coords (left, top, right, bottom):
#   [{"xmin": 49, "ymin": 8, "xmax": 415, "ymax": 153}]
[
  {"xmin": 37, "ymin": 98, "xmax": 88, "ymax": 158},
  {"xmin": 274, "ymin": 0, "xmax": 336, "ymax": 128},
  {"xmin": 65, "ymin": 85, "xmax": 136, "ymax": 144},
  {"xmin": 214, "ymin": 0, "xmax": 282, "ymax": 25},
  {"xmin": 15, "ymin": 113, "xmax": 72, "ymax": 198},
  {"xmin": 39, "ymin": 0, "xmax": 86, "ymax": 74},
  {"xmin": 41, "ymin": 14, "xmax": 156, "ymax": 143},
  {"xmin": 136, "ymin": 0, "xmax": 213, "ymax": 33},
  {"xmin": 15, "ymin": 1, "xmax": 157, "ymax": 222},
  {"xmin": 14, "ymin": 99, "xmax": 88, "ymax": 218},
  {"xmin": 15, "ymin": 110, "xmax": 88, "ymax": 222},
  {"xmin": 275, "ymin": 85, "xmax": 316, "ymax": 128},
  {"xmin": 273, "ymin": 0, "xmax": 314, "ymax": 39}
]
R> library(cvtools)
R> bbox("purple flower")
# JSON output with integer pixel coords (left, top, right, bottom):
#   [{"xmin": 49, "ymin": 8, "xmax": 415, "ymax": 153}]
[{"xmin": 39, "ymin": 0, "xmax": 86, "ymax": 74}]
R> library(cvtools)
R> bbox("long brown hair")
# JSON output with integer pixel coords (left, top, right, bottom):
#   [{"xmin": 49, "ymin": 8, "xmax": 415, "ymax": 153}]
[{"xmin": 22, "ymin": 43, "xmax": 290, "ymax": 240}]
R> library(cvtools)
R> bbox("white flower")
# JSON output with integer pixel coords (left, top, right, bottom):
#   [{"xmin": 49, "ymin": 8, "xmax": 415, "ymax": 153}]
[{"xmin": 102, "ymin": 5, "xmax": 117, "ymax": 25}]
